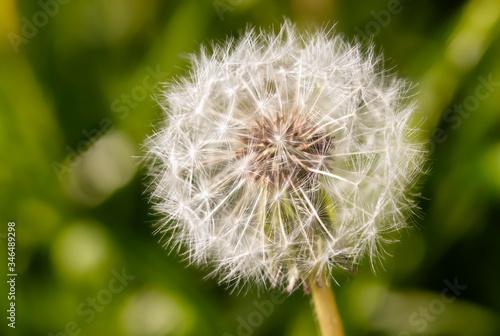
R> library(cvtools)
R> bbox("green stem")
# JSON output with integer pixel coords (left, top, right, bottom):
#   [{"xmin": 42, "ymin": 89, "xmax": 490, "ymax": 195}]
[{"xmin": 309, "ymin": 272, "xmax": 345, "ymax": 336}]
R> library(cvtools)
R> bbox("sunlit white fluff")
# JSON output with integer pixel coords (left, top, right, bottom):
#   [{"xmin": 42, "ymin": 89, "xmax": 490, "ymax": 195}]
[{"xmin": 145, "ymin": 20, "xmax": 425, "ymax": 292}]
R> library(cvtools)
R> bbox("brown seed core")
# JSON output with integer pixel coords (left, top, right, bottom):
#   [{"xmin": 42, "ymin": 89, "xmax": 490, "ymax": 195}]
[{"xmin": 238, "ymin": 109, "xmax": 333, "ymax": 188}]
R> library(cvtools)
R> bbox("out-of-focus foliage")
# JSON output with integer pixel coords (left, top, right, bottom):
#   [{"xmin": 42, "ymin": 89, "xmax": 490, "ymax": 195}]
[{"xmin": 1, "ymin": 0, "xmax": 499, "ymax": 335}]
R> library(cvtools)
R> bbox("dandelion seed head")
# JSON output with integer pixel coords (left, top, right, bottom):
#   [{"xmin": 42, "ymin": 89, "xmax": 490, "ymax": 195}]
[{"xmin": 145, "ymin": 20, "xmax": 426, "ymax": 291}]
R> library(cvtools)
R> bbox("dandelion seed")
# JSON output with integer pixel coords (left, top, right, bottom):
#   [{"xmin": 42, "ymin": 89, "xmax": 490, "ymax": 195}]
[{"xmin": 145, "ymin": 20, "xmax": 425, "ymax": 293}]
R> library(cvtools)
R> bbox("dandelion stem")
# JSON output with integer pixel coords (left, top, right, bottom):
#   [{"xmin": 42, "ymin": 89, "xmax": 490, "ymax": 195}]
[{"xmin": 309, "ymin": 272, "xmax": 344, "ymax": 336}]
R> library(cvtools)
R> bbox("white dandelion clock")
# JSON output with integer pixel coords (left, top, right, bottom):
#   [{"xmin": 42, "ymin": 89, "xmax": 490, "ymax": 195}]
[{"xmin": 145, "ymin": 20, "xmax": 425, "ymax": 299}]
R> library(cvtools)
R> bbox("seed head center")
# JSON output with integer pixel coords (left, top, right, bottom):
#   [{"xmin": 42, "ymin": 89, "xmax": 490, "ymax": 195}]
[{"xmin": 238, "ymin": 111, "xmax": 332, "ymax": 188}]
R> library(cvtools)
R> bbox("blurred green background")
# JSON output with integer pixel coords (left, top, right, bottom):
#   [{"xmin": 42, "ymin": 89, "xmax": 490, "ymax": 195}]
[{"xmin": 1, "ymin": 0, "xmax": 500, "ymax": 335}]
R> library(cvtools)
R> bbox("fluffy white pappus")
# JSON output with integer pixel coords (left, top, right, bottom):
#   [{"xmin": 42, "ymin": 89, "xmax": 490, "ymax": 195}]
[{"xmin": 145, "ymin": 20, "xmax": 426, "ymax": 292}]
